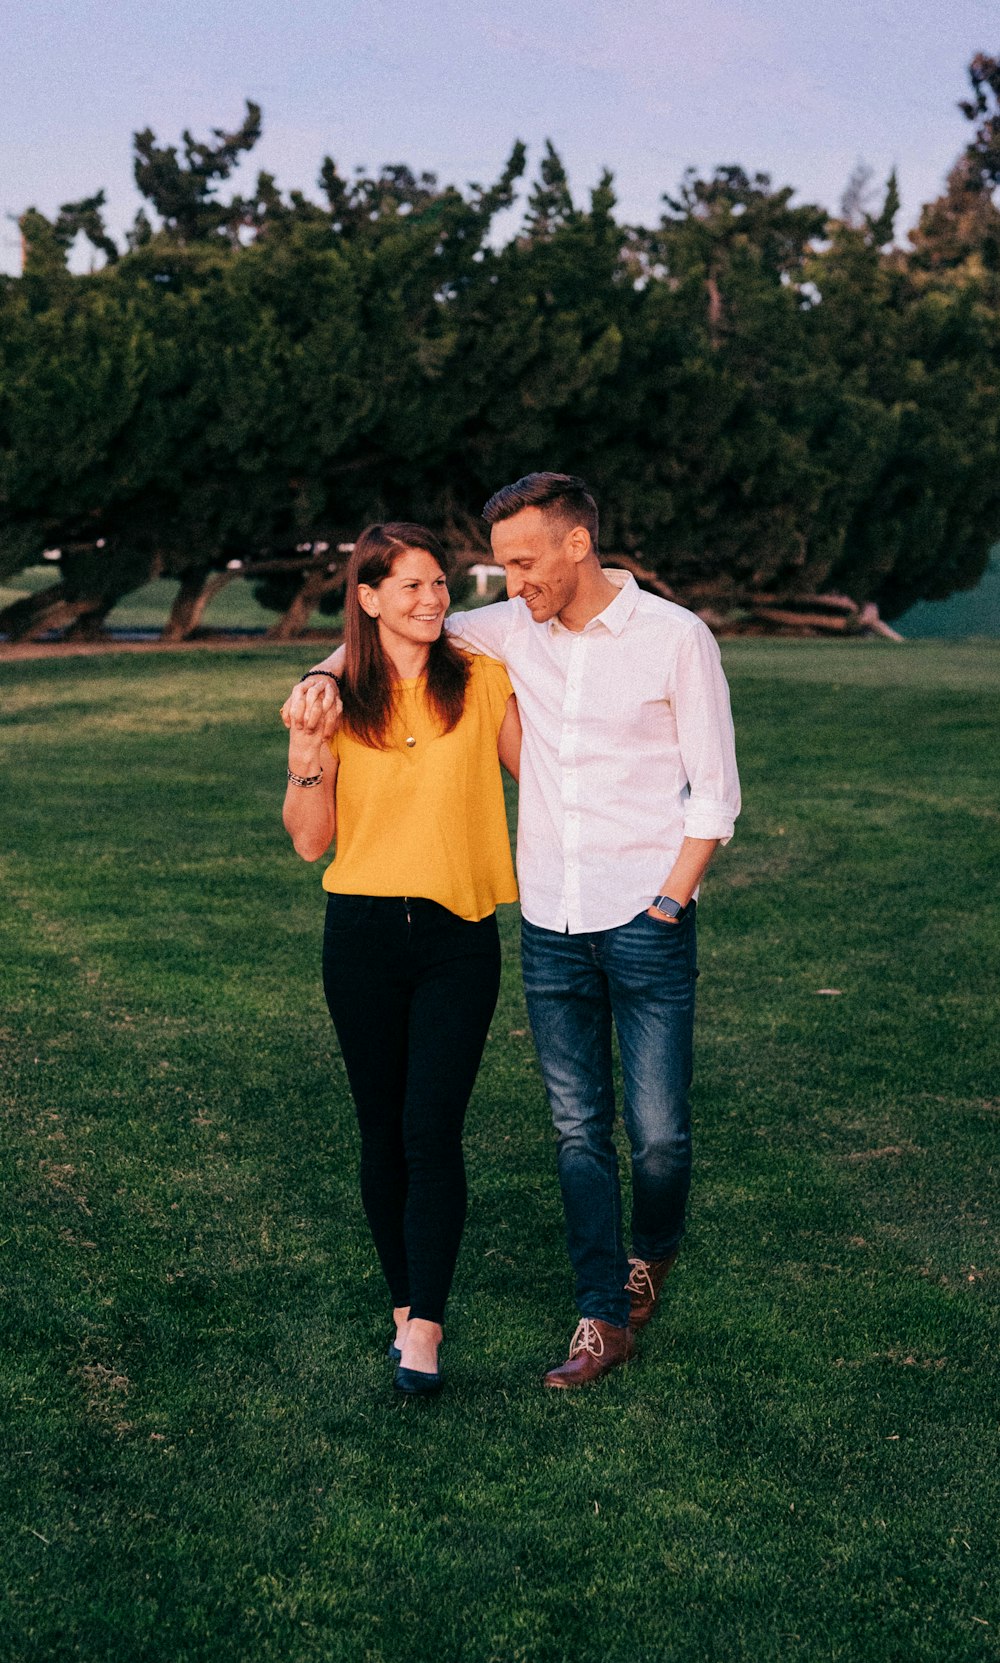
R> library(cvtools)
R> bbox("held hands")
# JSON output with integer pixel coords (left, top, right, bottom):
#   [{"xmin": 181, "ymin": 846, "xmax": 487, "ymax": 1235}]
[
  {"xmin": 281, "ymin": 676, "xmax": 342, "ymax": 741},
  {"xmin": 284, "ymin": 677, "xmax": 341, "ymax": 779}
]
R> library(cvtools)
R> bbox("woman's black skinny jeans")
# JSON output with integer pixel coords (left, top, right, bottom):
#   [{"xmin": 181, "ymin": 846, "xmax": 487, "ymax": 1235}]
[{"xmin": 322, "ymin": 894, "xmax": 501, "ymax": 1325}]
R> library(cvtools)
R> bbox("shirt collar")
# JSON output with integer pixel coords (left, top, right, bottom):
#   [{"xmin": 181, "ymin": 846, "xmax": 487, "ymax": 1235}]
[{"xmin": 548, "ymin": 569, "xmax": 640, "ymax": 638}]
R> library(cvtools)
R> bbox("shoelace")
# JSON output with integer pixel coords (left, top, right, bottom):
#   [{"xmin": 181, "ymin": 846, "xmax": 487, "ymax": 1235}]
[
  {"xmin": 569, "ymin": 1318, "xmax": 605, "ymax": 1360},
  {"xmin": 625, "ymin": 1258, "xmax": 655, "ymax": 1298}
]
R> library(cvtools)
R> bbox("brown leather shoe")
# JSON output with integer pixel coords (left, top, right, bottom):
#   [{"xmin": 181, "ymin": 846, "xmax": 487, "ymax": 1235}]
[
  {"xmin": 626, "ymin": 1251, "xmax": 679, "ymax": 1330},
  {"xmin": 542, "ymin": 1318, "xmax": 635, "ymax": 1389}
]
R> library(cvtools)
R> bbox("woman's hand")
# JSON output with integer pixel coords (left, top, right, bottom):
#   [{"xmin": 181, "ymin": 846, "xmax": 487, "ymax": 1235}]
[
  {"xmin": 281, "ymin": 661, "xmax": 342, "ymax": 741},
  {"xmin": 286, "ymin": 682, "xmax": 336, "ymax": 782},
  {"xmin": 281, "ymin": 675, "xmax": 342, "ymax": 740},
  {"xmin": 283, "ymin": 681, "xmax": 339, "ymax": 862}
]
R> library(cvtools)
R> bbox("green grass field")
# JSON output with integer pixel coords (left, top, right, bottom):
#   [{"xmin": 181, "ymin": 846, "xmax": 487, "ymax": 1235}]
[{"xmin": 2, "ymin": 640, "xmax": 999, "ymax": 1663}]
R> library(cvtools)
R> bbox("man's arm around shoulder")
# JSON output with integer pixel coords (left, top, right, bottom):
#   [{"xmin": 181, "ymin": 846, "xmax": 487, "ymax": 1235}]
[{"xmin": 443, "ymin": 599, "xmax": 518, "ymax": 659}]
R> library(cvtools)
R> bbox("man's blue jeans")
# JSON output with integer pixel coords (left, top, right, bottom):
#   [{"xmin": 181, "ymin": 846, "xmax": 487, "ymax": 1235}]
[{"xmin": 521, "ymin": 905, "xmax": 698, "ymax": 1328}]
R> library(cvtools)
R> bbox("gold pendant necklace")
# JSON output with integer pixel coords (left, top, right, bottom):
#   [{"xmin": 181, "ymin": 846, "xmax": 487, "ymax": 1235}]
[{"xmin": 401, "ymin": 681, "xmax": 419, "ymax": 749}]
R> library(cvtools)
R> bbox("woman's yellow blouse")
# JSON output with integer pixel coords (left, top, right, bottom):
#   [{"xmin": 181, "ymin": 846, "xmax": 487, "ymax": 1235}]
[{"xmin": 322, "ymin": 654, "xmax": 518, "ymax": 922}]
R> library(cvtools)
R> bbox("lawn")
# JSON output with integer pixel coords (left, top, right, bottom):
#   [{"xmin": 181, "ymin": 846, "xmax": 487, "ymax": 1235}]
[{"xmin": 2, "ymin": 640, "xmax": 998, "ymax": 1663}]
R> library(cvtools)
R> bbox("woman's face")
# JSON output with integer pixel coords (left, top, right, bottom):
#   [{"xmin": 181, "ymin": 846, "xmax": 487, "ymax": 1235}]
[{"xmin": 359, "ymin": 547, "xmax": 449, "ymax": 651}]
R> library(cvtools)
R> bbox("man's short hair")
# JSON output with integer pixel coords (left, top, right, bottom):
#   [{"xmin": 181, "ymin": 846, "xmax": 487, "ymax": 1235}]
[{"xmin": 482, "ymin": 473, "xmax": 599, "ymax": 554}]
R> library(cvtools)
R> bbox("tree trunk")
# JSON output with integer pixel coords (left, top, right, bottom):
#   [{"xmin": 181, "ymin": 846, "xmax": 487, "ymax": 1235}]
[
  {"xmin": 264, "ymin": 564, "xmax": 344, "ymax": 641},
  {"xmin": 63, "ymin": 593, "xmax": 129, "ymax": 641},
  {"xmin": 0, "ymin": 584, "xmax": 106, "ymax": 642},
  {"xmin": 162, "ymin": 569, "xmax": 236, "ymax": 641},
  {"xmin": 0, "ymin": 549, "xmax": 161, "ymax": 643}
]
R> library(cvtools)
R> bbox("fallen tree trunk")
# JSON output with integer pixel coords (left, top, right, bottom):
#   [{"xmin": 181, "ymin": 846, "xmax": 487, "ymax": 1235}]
[
  {"xmin": 602, "ymin": 554, "xmax": 678, "ymax": 602},
  {"xmin": 751, "ymin": 605, "xmax": 851, "ymax": 632},
  {"xmin": 752, "ymin": 592, "xmax": 859, "ymax": 614},
  {"xmin": 745, "ymin": 592, "xmax": 906, "ymax": 639},
  {"xmin": 859, "ymin": 602, "xmax": 905, "ymax": 641}
]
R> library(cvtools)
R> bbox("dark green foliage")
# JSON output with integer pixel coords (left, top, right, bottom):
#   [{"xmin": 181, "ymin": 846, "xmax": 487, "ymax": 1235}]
[
  {"xmin": 132, "ymin": 101, "xmax": 263, "ymax": 245},
  {"xmin": 3, "ymin": 64, "xmax": 1000, "ymax": 638},
  {"xmin": 524, "ymin": 139, "xmax": 578, "ymax": 238},
  {"xmin": 18, "ymin": 192, "xmax": 119, "ymax": 281},
  {"xmin": 869, "ymin": 168, "xmax": 901, "ymax": 247},
  {"xmin": 839, "ymin": 162, "xmax": 900, "ymax": 246},
  {"xmin": 959, "ymin": 53, "xmax": 1000, "ymax": 193}
]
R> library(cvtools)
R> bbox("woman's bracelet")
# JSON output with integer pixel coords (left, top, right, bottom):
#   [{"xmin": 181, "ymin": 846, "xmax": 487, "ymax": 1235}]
[
  {"xmin": 299, "ymin": 669, "xmax": 340, "ymax": 688},
  {"xmin": 287, "ymin": 766, "xmax": 324, "ymax": 788}
]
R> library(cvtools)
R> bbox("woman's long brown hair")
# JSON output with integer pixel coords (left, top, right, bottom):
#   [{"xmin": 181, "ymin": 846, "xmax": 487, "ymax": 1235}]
[{"xmin": 340, "ymin": 522, "xmax": 471, "ymax": 749}]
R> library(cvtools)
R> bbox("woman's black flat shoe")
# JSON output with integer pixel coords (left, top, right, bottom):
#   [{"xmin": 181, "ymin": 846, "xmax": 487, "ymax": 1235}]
[
  {"xmin": 387, "ymin": 1341, "xmax": 402, "ymax": 1362},
  {"xmin": 394, "ymin": 1365, "xmax": 442, "ymax": 1396}
]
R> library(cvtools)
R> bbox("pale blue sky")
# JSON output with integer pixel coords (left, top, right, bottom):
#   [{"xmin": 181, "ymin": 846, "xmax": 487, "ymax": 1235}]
[{"xmin": 3, "ymin": 0, "xmax": 997, "ymax": 273}]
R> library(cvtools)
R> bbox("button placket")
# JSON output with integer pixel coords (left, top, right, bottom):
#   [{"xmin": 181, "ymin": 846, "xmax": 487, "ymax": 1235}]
[{"xmin": 560, "ymin": 635, "xmax": 587, "ymax": 932}]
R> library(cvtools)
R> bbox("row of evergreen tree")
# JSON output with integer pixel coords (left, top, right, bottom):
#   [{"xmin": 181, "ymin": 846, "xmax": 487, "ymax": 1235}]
[{"xmin": 2, "ymin": 55, "xmax": 1000, "ymax": 640}]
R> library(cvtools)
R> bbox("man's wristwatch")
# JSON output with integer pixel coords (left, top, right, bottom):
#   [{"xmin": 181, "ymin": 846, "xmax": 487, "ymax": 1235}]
[{"xmin": 650, "ymin": 895, "xmax": 686, "ymax": 920}]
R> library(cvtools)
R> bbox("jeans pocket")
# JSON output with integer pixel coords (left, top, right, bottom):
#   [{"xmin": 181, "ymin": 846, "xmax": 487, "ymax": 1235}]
[
  {"xmin": 627, "ymin": 907, "xmax": 698, "ymax": 980},
  {"xmin": 644, "ymin": 911, "xmax": 683, "ymax": 931},
  {"xmin": 639, "ymin": 904, "xmax": 690, "ymax": 932}
]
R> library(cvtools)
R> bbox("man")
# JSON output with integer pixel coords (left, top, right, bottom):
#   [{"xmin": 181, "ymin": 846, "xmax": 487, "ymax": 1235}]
[{"xmin": 285, "ymin": 475, "xmax": 740, "ymax": 1388}]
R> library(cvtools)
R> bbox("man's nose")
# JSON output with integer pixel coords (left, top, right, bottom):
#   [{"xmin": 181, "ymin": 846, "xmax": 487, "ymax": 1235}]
[{"xmin": 504, "ymin": 569, "xmax": 522, "ymax": 597}]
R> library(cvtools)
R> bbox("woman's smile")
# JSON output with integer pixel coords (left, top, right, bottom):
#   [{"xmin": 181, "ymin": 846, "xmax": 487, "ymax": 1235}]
[{"xmin": 364, "ymin": 548, "xmax": 451, "ymax": 651}]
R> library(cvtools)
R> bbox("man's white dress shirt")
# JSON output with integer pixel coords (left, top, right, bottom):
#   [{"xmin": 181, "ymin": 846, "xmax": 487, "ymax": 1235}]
[{"xmin": 448, "ymin": 571, "xmax": 740, "ymax": 935}]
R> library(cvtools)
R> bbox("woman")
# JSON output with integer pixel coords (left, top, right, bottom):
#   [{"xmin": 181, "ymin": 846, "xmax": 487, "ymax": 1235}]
[{"xmin": 283, "ymin": 523, "xmax": 520, "ymax": 1395}]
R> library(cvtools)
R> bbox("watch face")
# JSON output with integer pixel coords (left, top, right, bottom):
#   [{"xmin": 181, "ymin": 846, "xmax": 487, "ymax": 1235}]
[{"xmin": 655, "ymin": 896, "xmax": 683, "ymax": 919}]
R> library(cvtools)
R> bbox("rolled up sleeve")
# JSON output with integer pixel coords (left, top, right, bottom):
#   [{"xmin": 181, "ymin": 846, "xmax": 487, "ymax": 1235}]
[{"xmin": 672, "ymin": 621, "xmax": 741, "ymax": 844}]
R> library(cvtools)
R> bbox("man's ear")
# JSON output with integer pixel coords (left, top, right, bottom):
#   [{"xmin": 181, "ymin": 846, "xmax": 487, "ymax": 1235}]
[{"xmin": 565, "ymin": 524, "xmax": 593, "ymax": 565}]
